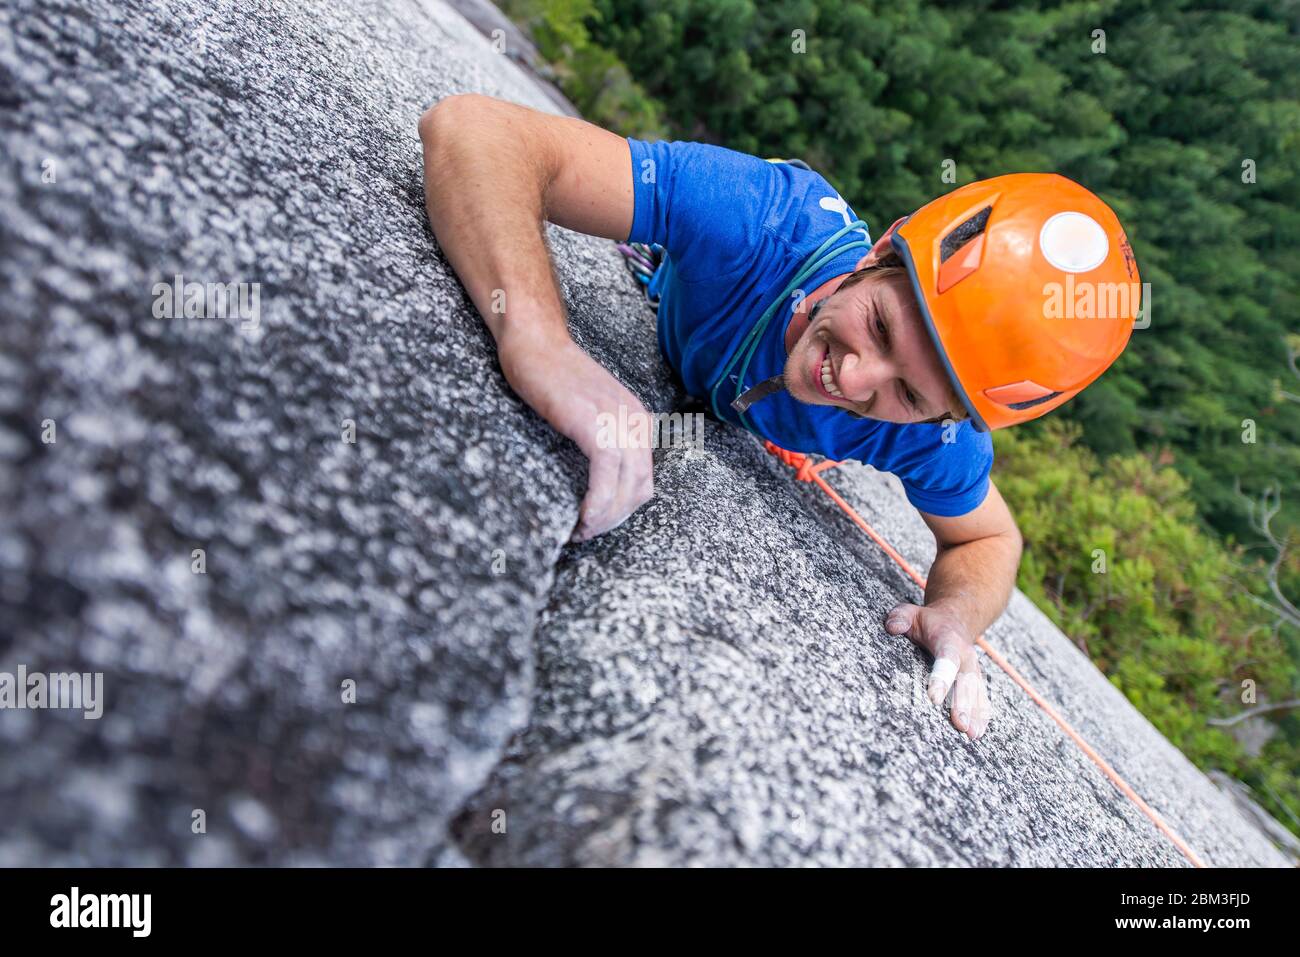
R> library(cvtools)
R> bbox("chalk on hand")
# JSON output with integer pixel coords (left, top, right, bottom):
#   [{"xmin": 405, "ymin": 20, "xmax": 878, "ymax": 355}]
[{"xmin": 929, "ymin": 657, "xmax": 958, "ymax": 697}]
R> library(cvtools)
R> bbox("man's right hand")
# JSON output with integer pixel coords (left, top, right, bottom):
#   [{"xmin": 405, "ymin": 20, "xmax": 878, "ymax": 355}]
[
  {"xmin": 499, "ymin": 326, "xmax": 655, "ymax": 542},
  {"xmin": 420, "ymin": 95, "xmax": 653, "ymax": 540}
]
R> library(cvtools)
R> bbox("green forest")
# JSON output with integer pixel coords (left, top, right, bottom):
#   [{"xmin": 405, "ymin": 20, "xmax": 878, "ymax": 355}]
[{"xmin": 499, "ymin": 0, "xmax": 1300, "ymax": 836}]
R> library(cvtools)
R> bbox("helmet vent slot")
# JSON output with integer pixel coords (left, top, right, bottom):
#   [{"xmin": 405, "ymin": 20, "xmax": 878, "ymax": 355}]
[
  {"xmin": 940, "ymin": 206, "xmax": 992, "ymax": 263},
  {"xmin": 1007, "ymin": 390, "xmax": 1062, "ymax": 410}
]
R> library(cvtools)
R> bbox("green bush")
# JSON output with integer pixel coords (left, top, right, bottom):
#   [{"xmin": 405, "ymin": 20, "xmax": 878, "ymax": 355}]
[
  {"xmin": 497, "ymin": 0, "xmax": 668, "ymax": 138},
  {"xmin": 994, "ymin": 421, "xmax": 1298, "ymax": 826}
]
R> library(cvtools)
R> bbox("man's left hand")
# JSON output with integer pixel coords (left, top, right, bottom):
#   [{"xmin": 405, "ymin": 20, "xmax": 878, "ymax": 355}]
[{"xmin": 885, "ymin": 601, "xmax": 991, "ymax": 741}]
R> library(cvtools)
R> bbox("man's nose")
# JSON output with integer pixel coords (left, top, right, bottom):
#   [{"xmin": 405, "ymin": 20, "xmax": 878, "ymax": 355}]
[{"xmin": 837, "ymin": 351, "xmax": 881, "ymax": 404}]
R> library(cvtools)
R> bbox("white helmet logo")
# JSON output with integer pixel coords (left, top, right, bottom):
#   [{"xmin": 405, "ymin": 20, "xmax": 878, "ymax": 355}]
[{"xmin": 1039, "ymin": 211, "xmax": 1108, "ymax": 273}]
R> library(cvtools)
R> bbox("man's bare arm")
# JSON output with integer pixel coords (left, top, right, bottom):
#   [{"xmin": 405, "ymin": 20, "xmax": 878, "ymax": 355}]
[
  {"xmin": 921, "ymin": 481, "xmax": 1022, "ymax": 636},
  {"xmin": 884, "ymin": 480, "xmax": 1023, "ymax": 740},
  {"xmin": 419, "ymin": 93, "xmax": 635, "ymax": 335},
  {"xmin": 419, "ymin": 94, "xmax": 652, "ymax": 541}
]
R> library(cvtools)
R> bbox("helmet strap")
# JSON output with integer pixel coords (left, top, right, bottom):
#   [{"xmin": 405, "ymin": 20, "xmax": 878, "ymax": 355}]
[{"xmin": 730, "ymin": 374, "xmax": 787, "ymax": 413}]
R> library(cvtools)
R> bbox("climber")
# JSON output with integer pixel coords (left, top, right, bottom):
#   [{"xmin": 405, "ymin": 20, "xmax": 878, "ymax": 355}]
[{"xmin": 419, "ymin": 94, "xmax": 1141, "ymax": 743}]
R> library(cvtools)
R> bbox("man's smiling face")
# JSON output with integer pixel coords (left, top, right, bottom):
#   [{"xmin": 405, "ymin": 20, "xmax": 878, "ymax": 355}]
[{"xmin": 783, "ymin": 268, "xmax": 959, "ymax": 424}]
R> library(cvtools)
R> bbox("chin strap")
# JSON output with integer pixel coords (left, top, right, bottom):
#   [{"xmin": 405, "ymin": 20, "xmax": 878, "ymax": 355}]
[
  {"xmin": 729, "ymin": 293, "xmax": 834, "ymax": 414},
  {"xmin": 730, "ymin": 374, "xmax": 787, "ymax": 413},
  {"xmin": 710, "ymin": 219, "xmax": 872, "ymax": 432}
]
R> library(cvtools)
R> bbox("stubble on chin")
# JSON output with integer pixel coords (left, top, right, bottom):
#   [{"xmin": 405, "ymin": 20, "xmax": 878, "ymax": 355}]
[{"xmin": 782, "ymin": 349, "xmax": 816, "ymax": 405}]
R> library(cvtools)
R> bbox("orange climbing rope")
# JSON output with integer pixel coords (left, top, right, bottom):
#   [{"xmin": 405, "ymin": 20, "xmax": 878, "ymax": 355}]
[{"xmin": 763, "ymin": 441, "xmax": 1208, "ymax": 868}]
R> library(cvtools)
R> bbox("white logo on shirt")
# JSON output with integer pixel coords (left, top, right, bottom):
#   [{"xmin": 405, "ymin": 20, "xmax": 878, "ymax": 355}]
[{"xmin": 819, "ymin": 194, "xmax": 870, "ymax": 243}]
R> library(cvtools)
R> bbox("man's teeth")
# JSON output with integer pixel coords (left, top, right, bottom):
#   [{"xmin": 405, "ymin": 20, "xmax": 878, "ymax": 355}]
[{"xmin": 820, "ymin": 355, "xmax": 844, "ymax": 398}]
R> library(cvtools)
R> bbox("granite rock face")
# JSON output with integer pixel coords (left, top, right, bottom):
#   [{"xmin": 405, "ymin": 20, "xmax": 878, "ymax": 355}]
[{"xmin": 0, "ymin": 0, "xmax": 1287, "ymax": 867}]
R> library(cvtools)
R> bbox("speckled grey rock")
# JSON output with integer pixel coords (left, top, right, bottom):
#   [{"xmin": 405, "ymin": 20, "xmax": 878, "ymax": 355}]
[
  {"xmin": 448, "ymin": 440, "xmax": 1289, "ymax": 867},
  {"xmin": 0, "ymin": 0, "xmax": 1287, "ymax": 867},
  {"xmin": 0, "ymin": 0, "xmax": 673, "ymax": 866}
]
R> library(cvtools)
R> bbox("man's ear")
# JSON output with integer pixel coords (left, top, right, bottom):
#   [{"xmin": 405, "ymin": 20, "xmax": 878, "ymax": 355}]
[{"xmin": 853, "ymin": 216, "xmax": 908, "ymax": 271}]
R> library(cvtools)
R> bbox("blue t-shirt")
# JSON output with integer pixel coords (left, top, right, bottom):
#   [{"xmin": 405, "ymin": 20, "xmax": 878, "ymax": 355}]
[{"xmin": 626, "ymin": 138, "xmax": 993, "ymax": 517}]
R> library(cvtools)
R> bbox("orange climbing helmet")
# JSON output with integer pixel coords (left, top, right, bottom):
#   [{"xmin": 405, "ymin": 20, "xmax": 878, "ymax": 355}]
[{"xmin": 888, "ymin": 173, "xmax": 1141, "ymax": 431}]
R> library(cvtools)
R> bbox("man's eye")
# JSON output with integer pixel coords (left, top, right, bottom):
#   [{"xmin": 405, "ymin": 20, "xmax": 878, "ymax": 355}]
[
  {"xmin": 905, "ymin": 387, "xmax": 918, "ymax": 409},
  {"xmin": 874, "ymin": 317, "xmax": 888, "ymax": 342}
]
